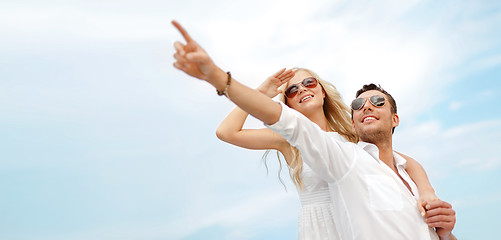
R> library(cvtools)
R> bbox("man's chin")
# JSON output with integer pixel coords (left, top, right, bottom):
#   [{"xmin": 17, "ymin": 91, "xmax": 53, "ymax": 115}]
[{"xmin": 357, "ymin": 128, "xmax": 385, "ymax": 143}]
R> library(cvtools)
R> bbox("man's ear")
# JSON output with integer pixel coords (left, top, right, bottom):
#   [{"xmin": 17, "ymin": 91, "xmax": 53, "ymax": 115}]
[{"xmin": 392, "ymin": 113, "xmax": 400, "ymax": 128}]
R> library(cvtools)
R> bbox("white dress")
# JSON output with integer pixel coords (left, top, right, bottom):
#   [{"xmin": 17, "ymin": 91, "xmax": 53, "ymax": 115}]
[{"xmin": 297, "ymin": 163, "xmax": 340, "ymax": 240}]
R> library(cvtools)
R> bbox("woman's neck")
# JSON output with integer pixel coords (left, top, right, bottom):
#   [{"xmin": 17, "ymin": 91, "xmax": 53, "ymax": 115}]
[{"xmin": 305, "ymin": 108, "xmax": 331, "ymax": 132}]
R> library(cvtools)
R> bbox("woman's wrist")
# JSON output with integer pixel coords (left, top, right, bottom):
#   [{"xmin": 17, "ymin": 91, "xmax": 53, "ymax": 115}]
[
  {"xmin": 207, "ymin": 67, "xmax": 229, "ymax": 91},
  {"xmin": 419, "ymin": 189, "xmax": 437, "ymax": 199},
  {"xmin": 256, "ymin": 84, "xmax": 277, "ymax": 98},
  {"xmin": 256, "ymin": 86, "xmax": 267, "ymax": 95}
]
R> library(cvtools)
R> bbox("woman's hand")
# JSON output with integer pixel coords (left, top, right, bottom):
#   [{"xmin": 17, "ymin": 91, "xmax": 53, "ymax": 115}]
[
  {"xmin": 256, "ymin": 68, "xmax": 295, "ymax": 98},
  {"xmin": 171, "ymin": 20, "xmax": 282, "ymax": 126},
  {"xmin": 172, "ymin": 20, "xmax": 220, "ymax": 82},
  {"xmin": 417, "ymin": 192, "xmax": 439, "ymax": 216}
]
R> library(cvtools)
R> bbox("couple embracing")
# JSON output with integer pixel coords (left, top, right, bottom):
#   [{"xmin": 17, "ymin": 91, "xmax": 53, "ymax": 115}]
[{"xmin": 172, "ymin": 20, "xmax": 456, "ymax": 240}]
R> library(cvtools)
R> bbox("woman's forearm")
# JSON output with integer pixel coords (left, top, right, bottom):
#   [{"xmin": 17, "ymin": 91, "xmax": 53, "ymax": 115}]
[
  {"xmin": 208, "ymin": 68, "xmax": 282, "ymax": 125},
  {"xmin": 404, "ymin": 155, "xmax": 436, "ymax": 196},
  {"xmin": 216, "ymin": 107, "xmax": 249, "ymax": 142}
]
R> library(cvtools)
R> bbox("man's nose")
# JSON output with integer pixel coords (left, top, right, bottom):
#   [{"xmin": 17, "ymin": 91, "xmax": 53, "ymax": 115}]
[{"xmin": 362, "ymin": 99, "xmax": 373, "ymax": 112}]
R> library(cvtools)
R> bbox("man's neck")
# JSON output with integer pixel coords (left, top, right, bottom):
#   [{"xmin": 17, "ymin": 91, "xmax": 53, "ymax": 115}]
[
  {"xmin": 361, "ymin": 132, "xmax": 395, "ymax": 167},
  {"xmin": 375, "ymin": 140, "xmax": 395, "ymax": 170},
  {"xmin": 375, "ymin": 139, "xmax": 415, "ymax": 195},
  {"xmin": 369, "ymin": 137, "xmax": 415, "ymax": 195}
]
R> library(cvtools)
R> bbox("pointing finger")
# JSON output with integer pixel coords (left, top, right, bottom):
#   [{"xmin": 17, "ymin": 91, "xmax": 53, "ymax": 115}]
[{"xmin": 172, "ymin": 20, "xmax": 193, "ymax": 43}]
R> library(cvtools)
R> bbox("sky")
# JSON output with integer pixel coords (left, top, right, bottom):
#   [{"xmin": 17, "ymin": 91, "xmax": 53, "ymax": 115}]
[{"xmin": 1, "ymin": 0, "xmax": 500, "ymax": 239}]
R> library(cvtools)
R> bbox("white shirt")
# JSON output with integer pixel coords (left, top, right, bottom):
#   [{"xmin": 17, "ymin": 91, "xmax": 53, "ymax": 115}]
[{"xmin": 266, "ymin": 102, "xmax": 439, "ymax": 240}]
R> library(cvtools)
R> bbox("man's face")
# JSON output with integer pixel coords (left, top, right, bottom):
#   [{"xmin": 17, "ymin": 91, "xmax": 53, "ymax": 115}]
[{"xmin": 351, "ymin": 90, "xmax": 399, "ymax": 143}]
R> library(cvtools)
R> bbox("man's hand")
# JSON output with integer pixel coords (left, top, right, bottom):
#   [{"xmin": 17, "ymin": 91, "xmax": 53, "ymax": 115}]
[{"xmin": 424, "ymin": 199, "xmax": 456, "ymax": 240}]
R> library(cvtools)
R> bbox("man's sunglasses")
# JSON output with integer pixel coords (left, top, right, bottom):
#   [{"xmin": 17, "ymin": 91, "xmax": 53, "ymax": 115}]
[
  {"xmin": 285, "ymin": 77, "xmax": 319, "ymax": 98},
  {"xmin": 351, "ymin": 95, "xmax": 386, "ymax": 110}
]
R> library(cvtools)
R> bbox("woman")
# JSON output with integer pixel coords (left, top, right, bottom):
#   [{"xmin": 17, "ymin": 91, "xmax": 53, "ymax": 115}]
[
  {"xmin": 215, "ymin": 67, "xmax": 437, "ymax": 239},
  {"xmin": 216, "ymin": 68, "xmax": 357, "ymax": 239},
  {"xmin": 171, "ymin": 20, "xmax": 450, "ymax": 239}
]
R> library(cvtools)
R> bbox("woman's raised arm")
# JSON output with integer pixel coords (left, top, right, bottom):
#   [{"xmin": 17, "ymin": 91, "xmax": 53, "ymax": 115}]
[{"xmin": 215, "ymin": 69, "xmax": 295, "ymax": 151}]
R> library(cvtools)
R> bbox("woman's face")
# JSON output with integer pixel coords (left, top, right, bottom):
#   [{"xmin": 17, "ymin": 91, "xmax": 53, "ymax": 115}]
[{"xmin": 285, "ymin": 70, "xmax": 325, "ymax": 113}]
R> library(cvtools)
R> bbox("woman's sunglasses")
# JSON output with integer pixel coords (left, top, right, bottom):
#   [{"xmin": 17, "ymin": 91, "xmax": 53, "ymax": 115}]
[
  {"xmin": 351, "ymin": 95, "xmax": 386, "ymax": 110},
  {"xmin": 285, "ymin": 77, "xmax": 319, "ymax": 98}
]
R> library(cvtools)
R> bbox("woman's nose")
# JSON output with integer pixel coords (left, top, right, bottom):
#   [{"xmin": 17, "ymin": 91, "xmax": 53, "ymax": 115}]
[{"xmin": 297, "ymin": 84, "xmax": 308, "ymax": 94}]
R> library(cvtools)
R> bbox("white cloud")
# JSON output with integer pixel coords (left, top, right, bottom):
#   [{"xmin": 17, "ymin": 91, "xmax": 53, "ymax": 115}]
[
  {"xmin": 449, "ymin": 101, "xmax": 463, "ymax": 111},
  {"xmin": 166, "ymin": 188, "xmax": 298, "ymax": 239},
  {"xmin": 452, "ymin": 192, "xmax": 501, "ymax": 209},
  {"xmin": 471, "ymin": 54, "xmax": 501, "ymax": 72},
  {"xmin": 395, "ymin": 118, "xmax": 501, "ymax": 182},
  {"xmin": 457, "ymin": 157, "xmax": 501, "ymax": 172},
  {"xmin": 442, "ymin": 119, "xmax": 501, "ymax": 139},
  {"xmin": 0, "ymin": 5, "xmax": 171, "ymax": 43}
]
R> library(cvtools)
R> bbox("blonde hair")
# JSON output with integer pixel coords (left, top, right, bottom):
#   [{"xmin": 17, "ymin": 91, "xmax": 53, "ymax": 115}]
[{"xmin": 265, "ymin": 68, "xmax": 357, "ymax": 190}]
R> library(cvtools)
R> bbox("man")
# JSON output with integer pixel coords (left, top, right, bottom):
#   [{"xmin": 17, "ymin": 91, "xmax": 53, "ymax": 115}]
[
  {"xmin": 351, "ymin": 85, "xmax": 456, "ymax": 239},
  {"xmin": 172, "ymin": 20, "xmax": 456, "ymax": 239}
]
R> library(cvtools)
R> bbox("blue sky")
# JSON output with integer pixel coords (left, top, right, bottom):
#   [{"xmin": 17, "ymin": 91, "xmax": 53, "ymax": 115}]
[{"xmin": 1, "ymin": 0, "xmax": 500, "ymax": 239}]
